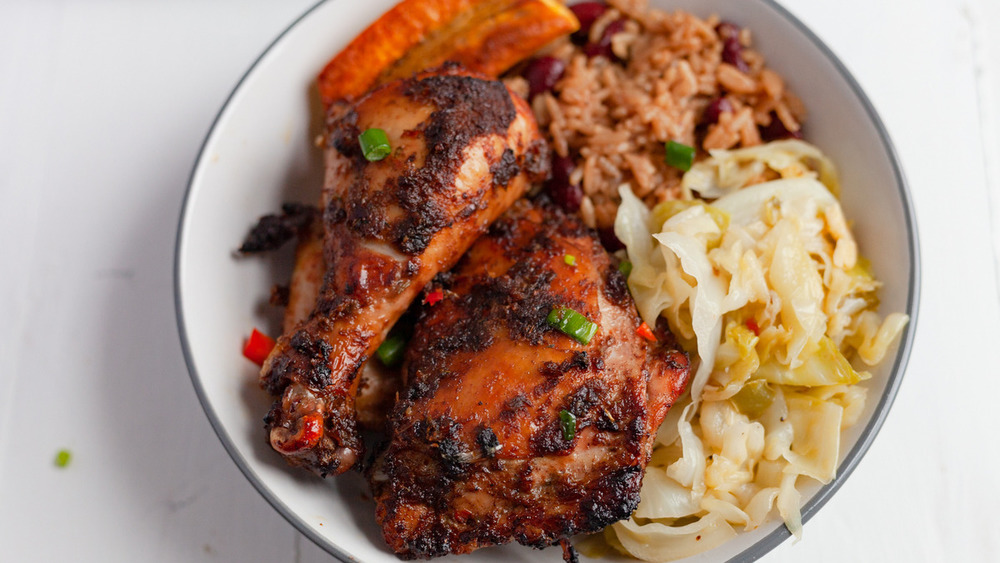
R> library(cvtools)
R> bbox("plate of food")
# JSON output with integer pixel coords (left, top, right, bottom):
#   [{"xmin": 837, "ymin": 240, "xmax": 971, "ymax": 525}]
[{"xmin": 175, "ymin": 0, "xmax": 919, "ymax": 561}]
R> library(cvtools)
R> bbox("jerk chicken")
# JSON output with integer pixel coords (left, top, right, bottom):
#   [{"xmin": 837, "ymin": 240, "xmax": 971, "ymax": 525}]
[
  {"xmin": 371, "ymin": 200, "xmax": 690, "ymax": 559},
  {"xmin": 259, "ymin": 66, "xmax": 548, "ymax": 477}
]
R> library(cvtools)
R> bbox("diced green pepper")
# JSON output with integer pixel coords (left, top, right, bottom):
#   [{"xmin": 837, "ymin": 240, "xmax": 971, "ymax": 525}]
[{"xmin": 732, "ymin": 379, "xmax": 776, "ymax": 418}]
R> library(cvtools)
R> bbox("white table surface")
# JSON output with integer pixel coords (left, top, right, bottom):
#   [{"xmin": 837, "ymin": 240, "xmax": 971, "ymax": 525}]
[{"xmin": 1, "ymin": 1, "xmax": 998, "ymax": 561}]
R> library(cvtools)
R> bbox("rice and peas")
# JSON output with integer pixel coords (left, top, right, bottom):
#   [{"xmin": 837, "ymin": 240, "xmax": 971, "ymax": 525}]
[{"xmin": 505, "ymin": 0, "xmax": 908, "ymax": 559}]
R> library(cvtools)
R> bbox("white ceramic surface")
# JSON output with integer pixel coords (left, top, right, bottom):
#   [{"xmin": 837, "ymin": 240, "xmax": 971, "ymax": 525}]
[{"xmin": 174, "ymin": 1, "xmax": 919, "ymax": 561}]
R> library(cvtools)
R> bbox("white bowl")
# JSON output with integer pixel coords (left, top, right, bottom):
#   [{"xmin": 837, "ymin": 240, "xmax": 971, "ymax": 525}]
[{"xmin": 174, "ymin": 0, "xmax": 920, "ymax": 561}]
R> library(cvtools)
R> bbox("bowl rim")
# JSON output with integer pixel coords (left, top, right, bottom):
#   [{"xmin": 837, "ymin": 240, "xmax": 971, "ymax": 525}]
[{"xmin": 173, "ymin": 0, "xmax": 921, "ymax": 561}]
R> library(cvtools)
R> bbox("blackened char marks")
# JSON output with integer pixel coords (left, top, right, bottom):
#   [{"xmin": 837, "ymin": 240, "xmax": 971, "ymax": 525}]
[
  {"xmin": 581, "ymin": 465, "xmax": 643, "ymax": 530},
  {"xmin": 326, "ymin": 106, "xmax": 361, "ymax": 160},
  {"xmin": 540, "ymin": 351, "xmax": 589, "ymax": 379},
  {"xmin": 239, "ymin": 203, "xmax": 318, "ymax": 253},
  {"xmin": 603, "ymin": 267, "xmax": 631, "ymax": 308},
  {"xmin": 530, "ymin": 417, "xmax": 573, "ymax": 456},
  {"xmin": 498, "ymin": 394, "xmax": 532, "ymax": 426},
  {"xmin": 410, "ymin": 415, "xmax": 471, "ymax": 481},
  {"xmin": 413, "ymin": 259, "xmax": 560, "ymax": 365},
  {"xmin": 486, "ymin": 262, "xmax": 559, "ymax": 345},
  {"xmin": 324, "ymin": 197, "xmax": 348, "ymax": 225},
  {"xmin": 376, "ymin": 73, "xmax": 518, "ymax": 255},
  {"xmin": 259, "ymin": 330, "xmax": 332, "ymax": 394},
  {"xmin": 407, "ymin": 534, "xmax": 452, "ymax": 560},
  {"xmin": 393, "ymin": 172, "xmax": 452, "ymax": 254},
  {"xmin": 403, "ymin": 73, "xmax": 517, "ymax": 147},
  {"xmin": 460, "ymin": 205, "xmax": 592, "ymax": 346},
  {"xmin": 535, "ymin": 352, "xmax": 590, "ymax": 396},
  {"xmin": 476, "ymin": 426, "xmax": 501, "ymax": 458},
  {"xmin": 403, "ymin": 374, "xmax": 444, "ymax": 402},
  {"xmin": 490, "ymin": 149, "xmax": 519, "ymax": 188},
  {"xmin": 411, "ymin": 306, "xmax": 495, "ymax": 363},
  {"xmin": 344, "ymin": 192, "xmax": 390, "ymax": 238},
  {"xmin": 561, "ymin": 540, "xmax": 581, "ymax": 563},
  {"xmin": 326, "ymin": 72, "xmax": 522, "ymax": 256},
  {"xmin": 451, "ymin": 263, "xmax": 559, "ymax": 348},
  {"xmin": 563, "ymin": 379, "xmax": 609, "ymax": 422}
]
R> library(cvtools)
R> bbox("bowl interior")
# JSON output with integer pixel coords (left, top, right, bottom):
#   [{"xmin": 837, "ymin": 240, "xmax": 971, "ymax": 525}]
[{"xmin": 175, "ymin": 0, "xmax": 918, "ymax": 561}]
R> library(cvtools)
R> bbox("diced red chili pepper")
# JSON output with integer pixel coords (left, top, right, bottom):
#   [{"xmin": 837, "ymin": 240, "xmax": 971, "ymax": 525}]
[
  {"xmin": 745, "ymin": 318, "xmax": 761, "ymax": 336},
  {"xmin": 636, "ymin": 321, "xmax": 656, "ymax": 342},
  {"xmin": 425, "ymin": 288, "xmax": 444, "ymax": 306},
  {"xmin": 271, "ymin": 413, "xmax": 323, "ymax": 454},
  {"xmin": 243, "ymin": 328, "xmax": 276, "ymax": 366}
]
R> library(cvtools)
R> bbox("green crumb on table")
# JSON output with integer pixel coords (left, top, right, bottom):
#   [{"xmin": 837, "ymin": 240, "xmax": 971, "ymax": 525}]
[{"xmin": 55, "ymin": 449, "xmax": 72, "ymax": 468}]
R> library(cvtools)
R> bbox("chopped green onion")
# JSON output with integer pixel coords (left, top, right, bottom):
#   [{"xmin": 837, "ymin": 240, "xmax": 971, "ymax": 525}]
[
  {"xmin": 618, "ymin": 260, "xmax": 632, "ymax": 278},
  {"xmin": 564, "ymin": 254, "xmax": 576, "ymax": 266},
  {"xmin": 547, "ymin": 307, "xmax": 598, "ymax": 345},
  {"xmin": 376, "ymin": 333, "xmax": 407, "ymax": 367},
  {"xmin": 664, "ymin": 140, "xmax": 695, "ymax": 171},
  {"xmin": 359, "ymin": 128, "xmax": 391, "ymax": 161},
  {"xmin": 559, "ymin": 409, "xmax": 577, "ymax": 441},
  {"xmin": 54, "ymin": 449, "xmax": 71, "ymax": 468}
]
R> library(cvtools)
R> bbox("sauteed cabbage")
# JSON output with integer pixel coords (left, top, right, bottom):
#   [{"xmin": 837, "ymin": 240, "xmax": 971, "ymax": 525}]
[{"xmin": 601, "ymin": 140, "xmax": 908, "ymax": 560}]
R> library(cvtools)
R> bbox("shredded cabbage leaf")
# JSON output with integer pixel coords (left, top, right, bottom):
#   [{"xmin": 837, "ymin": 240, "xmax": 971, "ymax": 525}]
[
  {"xmin": 681, "ymin": 139, "xmax": 840, "ymax": 199},
  {"xmin": 605, "ymin": 141, "xmax": 909, "ymax": 561}
]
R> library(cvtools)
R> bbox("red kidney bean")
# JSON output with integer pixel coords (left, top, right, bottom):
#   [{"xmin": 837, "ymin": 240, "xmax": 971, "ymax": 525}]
[
  {"xmin": 760, "ymin": 111, "xmax": 804, "ymax": 141},
  {"xmin": 715, "ymin": 21, "xmax": 750, "ymax": 74},
  {"xmin": 715, "ymin": 21, "xmax": 741, "ymax": 41},
  {"xmin": 701, "ymin": 96, "xmax": 733, "ymax": 124},
  {"xmin": 598, "ymin": 226, "xmax": 625, "ymax": 251},
  {"xmin": 583, "ymin": 18, "xmax": 627, "ymax": 60},
  {"xmin": 570, "ymin": 2, "xmax": 607, "ymax": 44},
  {"xmin": 548, "ymin": 154, "xmax": 584, "ymax": 211},
  {"xmin": 522, "ymin": 56, "xmax": 567, "ymax": 99},
  {"xmin": 722, "ymin": 37, "xmax": 750, "ymax": 74}
]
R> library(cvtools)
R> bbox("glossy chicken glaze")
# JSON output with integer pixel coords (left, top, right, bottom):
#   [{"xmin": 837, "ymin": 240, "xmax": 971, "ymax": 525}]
[
  {"xmin": 372, "ymin": 200, "xmax": 690, "ymax": 558},
  {"xmin": 260, "ymin": 66, "xmax": 548, "ymax": 477},
  {"xmin": 280, "ymin": 216, "xmax": 402, "ymax": 431}
]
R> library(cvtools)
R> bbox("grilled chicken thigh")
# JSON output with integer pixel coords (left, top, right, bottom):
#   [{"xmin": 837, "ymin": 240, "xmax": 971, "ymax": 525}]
[
  {"xmin": 372, "ymin": 199, "xmax": 690, "ymax": 559},
  {"xmin": 260, "ymin": 66, "xmax": 548, "ymax": 477}
]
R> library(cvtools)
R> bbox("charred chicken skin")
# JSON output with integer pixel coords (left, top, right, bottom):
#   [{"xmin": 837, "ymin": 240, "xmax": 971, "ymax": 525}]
[
  {"xmin": 260, "ymin": 66, "xmax": 548, "ymax": 477},
  {"xmin": 371, "ymin": 199, "xmax": 690, "ymax": 559}
]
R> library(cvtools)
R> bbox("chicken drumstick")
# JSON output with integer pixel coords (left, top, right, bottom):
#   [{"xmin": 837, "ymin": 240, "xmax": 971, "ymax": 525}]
[{"xmin": 260, "ymin": 66, "xmax": 547, "ymax": 477}]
